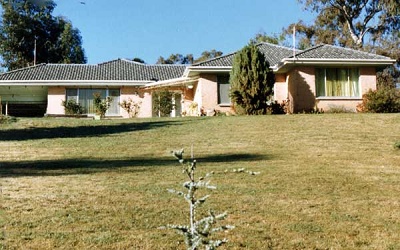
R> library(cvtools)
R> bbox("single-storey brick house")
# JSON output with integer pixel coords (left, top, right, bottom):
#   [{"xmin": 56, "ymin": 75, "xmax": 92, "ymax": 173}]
[{"xmin": 0, "ymin": 43, "xmax": 395, "ymax": 117}]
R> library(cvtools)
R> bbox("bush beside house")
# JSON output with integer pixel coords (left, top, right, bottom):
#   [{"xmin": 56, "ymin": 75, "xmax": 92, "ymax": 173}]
[{"xmin": 230, "ymin": 44, "xmax": 275, "ymax": 115}]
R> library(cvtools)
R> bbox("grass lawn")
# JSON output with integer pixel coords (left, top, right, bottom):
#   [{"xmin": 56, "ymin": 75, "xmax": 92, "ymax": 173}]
[{"xmin": 1, "ymin": 114, "xmax": 400, "ymax": 249}]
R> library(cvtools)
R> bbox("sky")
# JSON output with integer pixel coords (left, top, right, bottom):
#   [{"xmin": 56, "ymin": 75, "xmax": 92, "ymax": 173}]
[{"xmin": 53, "ymin": 0, "xmax": 315, "ymax": 65}]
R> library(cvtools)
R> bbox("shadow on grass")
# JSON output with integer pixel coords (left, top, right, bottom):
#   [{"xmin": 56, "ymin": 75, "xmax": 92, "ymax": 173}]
[
  {"xmin": 0, "ymin": 153, "xmax": 271, "ymax": 177},
  {"xmin": 0, "ymin": 120, "xmax": 183, "ymax": 141}
]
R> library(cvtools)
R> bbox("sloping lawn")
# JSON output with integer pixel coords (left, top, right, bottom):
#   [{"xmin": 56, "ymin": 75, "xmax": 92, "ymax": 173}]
[{"xmin": 1, "ymin": 114, "xmax": 400, "ymax": 249}]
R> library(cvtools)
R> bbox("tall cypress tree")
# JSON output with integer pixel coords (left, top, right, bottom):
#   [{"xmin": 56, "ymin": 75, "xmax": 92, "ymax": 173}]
[{"xmin": 230, "ymin": 44, "xmax": 275, "ymax": 115}]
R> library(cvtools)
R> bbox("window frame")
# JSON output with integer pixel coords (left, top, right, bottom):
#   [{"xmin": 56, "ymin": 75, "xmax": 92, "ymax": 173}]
[
  {"xmin": 217, "ymin": 75, "xmax": 231, "ymax": 106},
  {"xmin": 65, "ymin": 88, "xmax": 120, "ymax": 115},
  {"xmin": 315, "ymin": 67, "xmax": 361, "ymax": 98}
]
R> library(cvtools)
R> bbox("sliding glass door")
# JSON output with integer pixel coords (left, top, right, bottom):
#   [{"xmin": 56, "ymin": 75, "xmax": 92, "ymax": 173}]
[{"xmin": 66, "ymin": 88, "xmax": 120, "ymax": 115}]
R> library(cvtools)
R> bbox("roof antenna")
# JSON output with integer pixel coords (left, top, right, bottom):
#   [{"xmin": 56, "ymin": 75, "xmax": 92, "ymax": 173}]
[
  {"xmin": 34, "ymin": 38, "xmax": 37, "ymax": 66},
  {"xmin": 293, "ymin": 25, "xmax": 296, "ymax": 60}
]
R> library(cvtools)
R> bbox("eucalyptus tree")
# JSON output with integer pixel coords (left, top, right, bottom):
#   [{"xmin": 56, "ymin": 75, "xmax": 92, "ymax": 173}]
[
  {"xmin": 283, "ymin": 0, "xmax": 400, "ymax": 58},
  {"xmin": 156, "ymin": 50, "xmax": 223, "ymax": 64},
  {"xmin": 0, "ymin": 0, "xmax": 86, "ymax": 70},
  {"xmin": 296, "ymin": 0, "xmax": 400, "ymax": 48}
]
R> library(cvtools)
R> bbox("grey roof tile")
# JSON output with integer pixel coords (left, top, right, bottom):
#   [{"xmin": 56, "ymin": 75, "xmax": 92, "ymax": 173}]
[
  {"xmin": 192, "ymin": 43, "xmax": 393, "ymax": 68},
  {"xmin": 0, "ymin": 44, "xmax": 392, "ymax": 83},
  {"xmin": 0, "ymin": 59, "xmax": 186, "ymax": 82},
  {"xmin": 193, "ymin": 43, "xmax": 297, "ymax": 67},
  {"xmin": 292, "ymin": 44, "xmax": 392, "ymax": 60}
]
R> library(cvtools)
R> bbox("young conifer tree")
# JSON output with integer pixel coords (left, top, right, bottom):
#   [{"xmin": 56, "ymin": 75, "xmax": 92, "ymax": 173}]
[
  {"xmin": 162, "ymin": 148, "xmax": 234, "ymax": 249},
  {"xmin": 230, "ymin": 44, "xmax": 275, "ymax": 115}
]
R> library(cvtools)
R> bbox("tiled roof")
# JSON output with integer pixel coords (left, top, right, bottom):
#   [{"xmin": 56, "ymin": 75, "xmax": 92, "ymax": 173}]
[
  {"xmin": 192, "ymin": 43, "xmax": 393, "ymax": 68},
  {"xmin": 0, "ymin": 44, "xmax": 393, "ymax": 83},
  {"xmin": 0, "ymin": 59, "xmax": 186, "ymax": 81},
  {"xmin": 292, "ymin": 44, "xmax": 392, "ymax": 60},
  {"xmin": 193, "ymin": 43, "xmax": 297, "ymax": 67}
]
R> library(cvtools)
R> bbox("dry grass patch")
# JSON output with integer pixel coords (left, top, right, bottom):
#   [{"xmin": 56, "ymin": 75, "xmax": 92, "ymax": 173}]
[{"xmin": 1, "ymin": 114, "xmax": 400, "ymax": 249}]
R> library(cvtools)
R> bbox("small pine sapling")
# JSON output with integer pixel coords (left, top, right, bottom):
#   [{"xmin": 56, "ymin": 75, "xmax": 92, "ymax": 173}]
[{"xmin": 161, "ymin": 148, "xmax": 234, "ymax": 250}]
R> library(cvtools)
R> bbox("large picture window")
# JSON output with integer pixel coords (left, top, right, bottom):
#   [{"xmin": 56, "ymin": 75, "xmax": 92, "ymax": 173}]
[
  {"xmin": 316, "ymin": 68, "xmax": 360, "ymax": 97},
  {"xmin": 66, "ymin": 88, "xmax": 120, "ymax": 115},
  {"xmin": 217, "ymin": 75, "xmax": 231, "ymax": 105}
]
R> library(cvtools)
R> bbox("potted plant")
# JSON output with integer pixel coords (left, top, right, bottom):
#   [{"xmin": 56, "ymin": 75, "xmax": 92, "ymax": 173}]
[{"xmin": 93, "ymin": 92, "xmax": 113, "ymax": 119}]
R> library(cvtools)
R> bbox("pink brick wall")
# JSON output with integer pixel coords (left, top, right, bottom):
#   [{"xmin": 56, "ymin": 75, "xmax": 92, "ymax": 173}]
[{"xmin": 46, "ymin": 86, "xmax": 66, "ymax": 115}]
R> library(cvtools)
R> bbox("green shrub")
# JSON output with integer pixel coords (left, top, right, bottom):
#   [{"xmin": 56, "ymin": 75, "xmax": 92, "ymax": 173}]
[
  {"xmin": 93, "ymin": 93, "xmax": 113, "ymax": 118},
  {"xmin": 61, "ymin": 100, "xmax": 84, "ymax": 115},
  {"xmin": 394, "ymin": 141, "xmax": 400, "ymax": 150},
  {"xmin": 0, "ymin": 115, "xmax": 17, "ymax": 124},
  {"xmin": 357, "ymin": 88, "xmax": 400, "ymax": 113},
  {"xmin": 268, "ymin": 101, "xmax": 286, "ymax": 114},
  {"xmin": 119, "ymin": 98, "xmax": 141, "ymax": 118},
  {"xmin": 230, "ymin": 44, "xmax": 274, "ymax": 115},
  {"xmin": 152, "ymin": 90, "xmax": 174, "ymax": 117}
]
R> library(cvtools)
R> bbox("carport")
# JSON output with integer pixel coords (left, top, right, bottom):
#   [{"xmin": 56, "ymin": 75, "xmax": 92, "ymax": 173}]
[{"xmin": 0, "ymin": 85, "xmax": 48, "ymax": 117}]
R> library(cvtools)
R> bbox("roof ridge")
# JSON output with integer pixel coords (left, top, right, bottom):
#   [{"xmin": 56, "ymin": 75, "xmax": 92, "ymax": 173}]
[
  {"xmin": 99, "ymin": 58, "xmax": 187, "ymax": 67},
  {"xmin": 192, "ymin": 51, "xmax": 236, "ymax": 66},
  {"xmin": 0, "ymin": 63, "xmax": 47, "ymax": 75},
  {"xmin": 146, "ymin": 64, "xmax": 188, "ymax": 67},
  {"xmin": 192, "ymin": 42, "xmax": 298, "ymax": 66},
  {"xmin": 97, "ymin": 58, "xmax": 126, "ymax": 66},
  {"xmin": 257, "ymin": 42, "xmax": 300, "ymax": 52},
  {"xmin": 119, "ymin": 58, "xmax": 147, "ymax": 65},
  {"xmin": 289, "ymin": 44, "xmax": 324, "ymax": 58},
  {"xmin": 46, "ymin": 63, "xmax": 94, "ymax": 67}
]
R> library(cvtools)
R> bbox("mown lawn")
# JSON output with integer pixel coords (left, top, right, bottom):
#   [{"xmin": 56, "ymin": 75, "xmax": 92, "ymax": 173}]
[{"xmin": 0, "ymin": 114, "xmax": 400, "ymax": 249}]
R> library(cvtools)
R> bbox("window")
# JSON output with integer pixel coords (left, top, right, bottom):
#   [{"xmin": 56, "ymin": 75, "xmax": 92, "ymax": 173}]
[
  {"xmin": 66, "ymin": 88, "xmax": 120, "ymax": 115},
  {"xmin": 217, "ymin": 75, "xmax": 230, "ymax": 105},
  {"xmin": 316, "ymin": 68, "xmax": 360, "ymax": 97},
  {"xmin": 66, "ymin": 89, "xmax": 78, "ymax": 102}
]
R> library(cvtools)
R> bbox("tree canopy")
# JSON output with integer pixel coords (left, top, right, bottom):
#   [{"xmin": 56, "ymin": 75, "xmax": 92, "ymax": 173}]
[
  {"xmin": 193, "ymin": 49, "xmax": 223, "ymax": 63},
  {"xmin": 132, "ymin": 57, "xmax": 146, "ymax": 64},
  {"xmin": 230, "ymin": 44, "xmax": 275, "ymax": 115},
  {"xmin": 283, "ymin": 0, "xmax": 400, "ymax": 59},
  {"xmin": 0, "ymin": 0, "xmax": 86, "ymax": 70},
  {"xmin": 156, "ymin": 54, "xmax": 193, "ymax": 65},
  {"xmin": 250, "ymin": 31, "xmax": 285, "ymax": 45},
  {"xmin": 298, "ymin": 0, "xmax": 399, "ymax": 47},
  {"xmin": 156, "ymin": 50, "xmax": 223, "ymax": 65}
]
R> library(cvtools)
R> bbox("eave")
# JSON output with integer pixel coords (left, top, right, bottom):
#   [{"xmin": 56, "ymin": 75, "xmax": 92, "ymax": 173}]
[
  {"xmin": 183, "ymin": 66, "xmax": 232, "ymax": 77},
  {"xmin": 274, "ymin": 58, "xmax": 396, "ymax": 73},
  {"xmin": 145, "ymin": 76, "xmax": 200, "ymax": 90},
  {"xmin": 0, "ymin": 80, "xmax": 151, "ymax": 86}
]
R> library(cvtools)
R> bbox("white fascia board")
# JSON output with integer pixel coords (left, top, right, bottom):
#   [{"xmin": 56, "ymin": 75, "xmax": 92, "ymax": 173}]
[
  {"xmin": 282, "ymin": 58, "xmax": 396, "ymax": 66},
  {"xmin": 0, "ymin": 80, "xmax": 150, "ymax": 86},
  {"xmin": 274, "ymin": 58, "xmax": 396, "ymax": 72},
  {"xmin": 145, "ymin": 76, "xmax": 200, "ymax": 89},
  {"xmin": 184, "ymin": 66, "xmax": 232, "ymax": 77}
]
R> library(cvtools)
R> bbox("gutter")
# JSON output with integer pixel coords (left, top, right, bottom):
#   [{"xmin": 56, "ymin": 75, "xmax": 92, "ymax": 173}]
[
  {"xmin": 145, "ymin": 76, "xmax": 200, "ymax": 89},
  {"xmin": 273, "ymin": 58, "xmax": 397, "ymax": 72},
  {"xmin": 183, "ymin": 66, "xmax": 232, "ymax": 77},
  {"xmin": 0, "ymin": 80, "xmax": 151, "ymax": 86}
]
